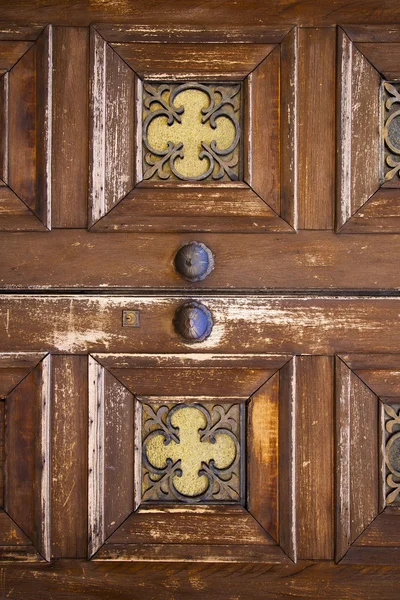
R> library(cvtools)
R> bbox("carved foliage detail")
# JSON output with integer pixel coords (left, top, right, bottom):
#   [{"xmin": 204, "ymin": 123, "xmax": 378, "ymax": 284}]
[
  {"xmin": 384, "ymin": 403, "xmax": 400, "ymax": 504},
  {"xmin": 141, "ymin": 402, "xmax": 243, "ymax": 504},
  {"xmin": 142, "ymin": 82, "xmax": 241, "ymax": 182},
  {"xmin": 382, "ymin": 82, "xmax": 400, "ymax": 181}
]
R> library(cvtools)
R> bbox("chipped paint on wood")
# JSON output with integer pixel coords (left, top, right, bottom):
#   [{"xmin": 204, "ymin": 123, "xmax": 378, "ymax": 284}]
[
  {"xmin": 39, "ymin": 354, "xmax": 51, "ymax": 561},
  {"xmin": 88, "ymin": 356, "xmax": 105, "ymax": 558}
]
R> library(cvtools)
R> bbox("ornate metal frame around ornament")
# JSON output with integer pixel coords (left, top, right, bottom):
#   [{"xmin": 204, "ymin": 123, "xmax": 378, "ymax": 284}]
[
  {"xmin": 382, "ymin": 81, "xmax": 400, "ymax": 181},
  {"xmin": 384, "ymin": 403, "xmax": 400, "ymax": 504},
  {"xmin": 142, "ymin": 82, "xmax": 241, "ymax": 182}
]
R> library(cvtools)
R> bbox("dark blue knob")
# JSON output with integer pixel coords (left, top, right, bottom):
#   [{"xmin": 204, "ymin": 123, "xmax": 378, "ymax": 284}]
[
  {"xmin": 173, "ymin": 301, "xmax": 213, "ymax": 342},
  {"xmin": 174, "ymin": 242, "xmax": 214, "ymax": 282}
]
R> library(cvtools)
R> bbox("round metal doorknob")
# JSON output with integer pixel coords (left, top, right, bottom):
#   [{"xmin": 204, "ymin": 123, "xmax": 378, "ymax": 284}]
[
  {"xmin": 174, "ymin": 242, "xmax": 214, "ymax": 282},
  {"xmin": 173, "ymin": 301, "xmax": 213, "ymax": 342}
]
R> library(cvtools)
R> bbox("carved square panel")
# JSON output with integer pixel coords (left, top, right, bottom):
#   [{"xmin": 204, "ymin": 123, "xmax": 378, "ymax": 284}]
[
  {"xmin": 337, "ymin": 25, "xmax": 400, "ymax": 232},
  {"xmin": 88, "ymin": 353, "xmax": 296, "ymax": 562},
  {"xmin": 139, "ymin": 400, "xmax": 244, "ymax": 504},
  {"xmin": 142, "ymin": 82, "xmax": 242, "ymax": 182},
  {"xmin": 89, "ymin": 24, "xmax": 298, "ymax": 232}
]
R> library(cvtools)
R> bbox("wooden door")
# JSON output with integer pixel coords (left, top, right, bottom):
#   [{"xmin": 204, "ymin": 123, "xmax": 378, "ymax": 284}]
[{"xmin": 1, "ymin": 1, "xmax": 400, "ymax": 598}]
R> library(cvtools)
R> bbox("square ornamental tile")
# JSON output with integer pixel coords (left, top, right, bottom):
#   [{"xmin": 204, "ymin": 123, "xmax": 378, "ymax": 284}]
[{"xmin": 88, "ymin": 25, "xmax": 298, "ymax": 232}]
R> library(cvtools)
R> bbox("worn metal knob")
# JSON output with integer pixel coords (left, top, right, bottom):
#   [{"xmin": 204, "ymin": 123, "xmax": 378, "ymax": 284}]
[
  {"xmin": 173, "ymin": 301, "xmax": 213, "ymax": 342},
  {"xmin": 174, "ymin": 242, "xmax": 214, "ymax": 282}
]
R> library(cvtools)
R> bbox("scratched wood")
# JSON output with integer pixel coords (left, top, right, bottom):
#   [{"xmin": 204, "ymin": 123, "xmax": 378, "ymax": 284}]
[
  {"xmin": 5, "ymin": 296, "xmax": 400, "ymax": 355},
  {"xmin": 110, "ymin": 43, "xmax": 276, "ymax": 80},
  {"xmin": 247, "ymin": 373, "xmax": 279, "ymax": 542},
  {"xmin": 295, "ymin": 356, "xmax": 334, "ymax": 560},
  {"xmin": 297, "ymin": 28, "xmax": 335, "ymax": 229},
  {"xmin": 337, "ymin": 29, "xmax": 381, "ymax": 229},
  {"xmin": 51, "ymin": 27, "xmax": 88, "ymax": 228},
  {"xmin": 50, "ymin": 356, "xmax": 88, "ymax": 558},
  {"xmin": 89, "ymin": 28, "xmax": 135, "ymax": 226},
  {"xmin": 7, "ymin": 230, "xmax": 400, "ymax": 290}
]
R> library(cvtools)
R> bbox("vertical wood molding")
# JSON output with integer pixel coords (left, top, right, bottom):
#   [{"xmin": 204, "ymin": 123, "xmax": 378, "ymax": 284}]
[
  {"xmin": 0, "ymin": 72, "xmax": 9, "ymax": 184},
  {"xmin": 35, "ymin": 24, "xmax": 52, "ymax": 229},
  {"xmin": 38, "ymin": 354, "xmax": 51, "ymax": 562},
  {"xmin": 89, "ymin": 28, "xmax": 106, "ymax": 225},
  {"xmin": 279, "ymin": 357, "xmax": 297, "ymax": 562},
  {"xmin": 88, "ymin": 356, "xmax": 105, "ymax": 558},
  {"xmin": 335, "ymin": 356, "xmax": 351, "ymax": 562},
  {"xmin": 337, "ymin": 29, "xmax": 353, "ymax": 230},
  {"xmin": 280, "ymin": 26, "xmax": 298, "ymax": 229}
]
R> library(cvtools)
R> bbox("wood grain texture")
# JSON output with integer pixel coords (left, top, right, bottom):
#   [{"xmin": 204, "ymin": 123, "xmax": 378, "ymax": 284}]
[
  {"xmin": 0, "ymin": 72, "xmax": 8, "ymax": 184},
  {"xmin": 5, "ymin": 296, "xmax": 400, "ymax": 355},
  {"xmin": 0, "ymin": 352, "xmax": 45, "ymax": 397},
  {"xmin": 3, "ymin": 560, "xmax": 400, "ymax": 597},
  {"xmin": 5, "ymin": 357, "xmax": 50, "ymax": 560},
  {"xmin": 88, "ymin": 357, "xmax": 104, "ymax": 559},
  {"xmin": 2, "ymin": 0, "xmax": 400, "ymax": 27},
  {"xmin": 0, "ymin": 41, "xmax": 32, "ymax": 70},
  {"xmin": 95, "ymin": 24, "xmax": 291, "ymax": 44},
  {"xmin": 0, "ymin": 187, "xmax": 47, "ymax": 231},
  {"xmin": 247, "ymin": 373, "xmax": 279, "ymax": 542},
  {"xmin": 244, "ymin": 46, "xmax": 280, "ymax": 214},
  {"xmin": 297, "ymin": 28, "xmax": 335, "ymax": 229},
  {"xmin": 343, "ymin": 24, "xmax": 400, "ymax": 42},
  {"xmin": 110, "ymin": 43, "xmax": 275, "ymax": 80},
  {"xmin": 0, "ymin": 401, "xmax": 3, "ymax": 507},
  {"xmin": 51, "ymin": 356, "xmax": 88, "ymax": 558},
  {"xmin": 355, "ymin": 42, "xmax": 400, "ymax": 80},
  {"xmin": 105, "ymin": 507, "xmax": 274, "ymax": 546},
  {"xmin": 89, "ymin": 29, "xmax": 135, "ymax": 226},
  {"xmin": 0, "ymin": 511, "xmax": 32, "ymax": 545},
  {"xmin": 51, "ymin": 27, "xmax": 88, "ymax": 228},
  {"xmin": 340, "ymin": 188, "xmax": 400, "ymax": 232},
  {"xmin": 103, "ymin": 369, "xmax": 134, "ymax": 540},
  {"xmin": 337, "ymin": 30, "xmax": 381, "ymax": 230},
  {"xmin": 295, "ymin": 356, "xmax": 334, "ymax": 560},
  {"xmin": 8, "ymin": 43, "xmax": 37, "ymax": 213},
  {"xmin": 6, "ymin": 229, "xmax": 400, "ymax": 290},
  {"xmin": 280, "ymin": 27, "xmax": 298, "ymax": 229},
  {"xmin": 279, "ymin": 357, "xmax": 296, "ymax": 561},
  {"xmin": 90, "ymin": 183, "xmax": 292, "ymax": 233}
]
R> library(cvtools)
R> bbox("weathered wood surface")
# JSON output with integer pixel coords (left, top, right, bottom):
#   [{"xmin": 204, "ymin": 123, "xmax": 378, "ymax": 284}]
[
  {"xmin": 3, "ymin": 295, "xmax": 400, "ymax": 355},
  {"xmin": 1, "ymin": 1, "xmax": 400, "ymax": 27},
  {"xmin": 5, "ymin": 230, "xmax": 400, "ymax": 290},
  {"xmin": 0, "ymin": 560, "xmax": 400, "ymax": 599}
]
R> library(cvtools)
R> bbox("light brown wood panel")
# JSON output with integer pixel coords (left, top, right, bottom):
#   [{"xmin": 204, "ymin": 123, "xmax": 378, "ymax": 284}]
[
  {"xmin": 295, "ymin": 356, "xmax": 334, "ymax": 560},
  {"xmin": 110, "ymin": 43, "xmax": 275, "ymax": 80},
  {"xmin": 340, "ymin": 189, "xmax": 400, "ymax": 232},
  {"xmin": 0, "ymin": 401, "xmax": 4, "ymax": 507},
  {"xmin": 247, "ymin": 373, "xmax": 279, "ymax": 542},
  {"xmin": 245, "ymin": 46, "xmax": 280, "ymax": 214},
  {"xmin": 51, "ymin": 27, "xmax": 88, "ymax": 228},
  {"xmin": 50, "ymin": 356, "xmax": 88, "ymax": 558},
  {"xmin": 6, "ymin": 230, "xmax": 400, "ymax": 290},
  {"xmin": 297, "ymin": 28, "xmax": 335, "ymax": 229},
  {"xmin": 0, "ymin": 72, "xmax": 7, "ymax": 183}
]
